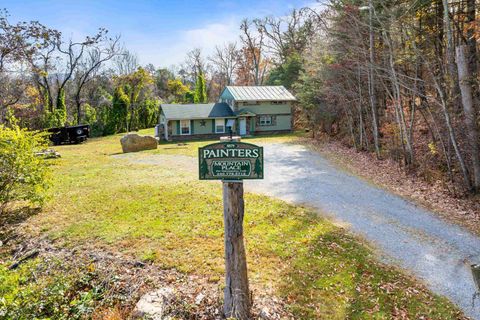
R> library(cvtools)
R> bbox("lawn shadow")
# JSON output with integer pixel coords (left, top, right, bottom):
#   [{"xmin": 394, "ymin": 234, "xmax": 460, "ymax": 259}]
[
  {"xmin": 0, "ymin": 206, "xmax": 41, "ymax": 242},
  {"xmin": 269, "ymin": 212, "xmax": 459, "ymax": 319}
]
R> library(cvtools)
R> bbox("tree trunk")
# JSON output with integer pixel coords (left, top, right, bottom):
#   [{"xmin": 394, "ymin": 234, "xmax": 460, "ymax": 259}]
[
  {"xmin": 367, "ymin": 0, "xmax": 381, "ymax": 158},
  {"xmin": 357, "ymin": 65, "xmax": 364, "ymax": 150},
  {"xmin": 466, "ymin": 0, "xmax": 479, "ymax": 115},
  {"xmin": 442, "ymin": 0, "xmax": 461, "ymax": 112},
  {"xmin": 75, "ymin": 93, "xmax": 81, "ymax": 125},
  {"xmin": 381, "ymin": 27, "xmax": 414, "ymax": 167},
  {"xmin": 456, "ymin": 45, "xmax": 480, "ymax": 191},
  {"xmin": 431, "ymin": 71, "xmax": 472, "ymax": 191},
  {"xmin": 435, "ymin": 0, "xmax": 444, "ymax": 58},
  {"xmin": 222, "ymin": 181, "xmax": 251, "ymax": 320},
  {"xmin": 466, "ymin": 0, "xmax": 477, "ymax": 82}
]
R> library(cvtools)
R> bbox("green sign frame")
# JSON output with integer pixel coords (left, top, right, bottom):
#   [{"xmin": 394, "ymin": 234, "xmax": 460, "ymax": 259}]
[{"xmin": 198, "ymin": 142, "xmax": 264, "ymax": 180}]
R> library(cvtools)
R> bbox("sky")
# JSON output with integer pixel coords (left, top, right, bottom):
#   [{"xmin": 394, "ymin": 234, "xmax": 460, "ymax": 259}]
[{"xmin": 1, "ymin": 0, "xmax": 318, "ymax": 68}]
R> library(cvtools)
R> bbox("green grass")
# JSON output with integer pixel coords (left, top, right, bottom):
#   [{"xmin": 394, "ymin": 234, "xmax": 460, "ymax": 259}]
[{"xmin": 22, "ymin": 128, "xmax": 464, "ymax": 319}]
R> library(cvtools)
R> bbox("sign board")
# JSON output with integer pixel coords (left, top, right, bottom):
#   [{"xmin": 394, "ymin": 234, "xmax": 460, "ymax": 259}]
[{"xmin": 198, "ymin": 142, "xmax": 263, "ymax": 180}]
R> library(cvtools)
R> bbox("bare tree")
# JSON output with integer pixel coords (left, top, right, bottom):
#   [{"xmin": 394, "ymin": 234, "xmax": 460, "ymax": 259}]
[
  {"xmin": 456, "ymin": 45, "xmax": 480, "ymax": 191},
  {"xmin": 441, "ymin": 0, "xmax": 461, "ymax": 112},
  {"xmin": 185, "ymin": 47, "xmax": 207, "ymax": 82},
  {"xmin": 0, "ymin": 10, "xmax": 56, "ymax": 118},
  {"xmin": 209, "ymin": 42, "xmax": 239, "ymax": 86},
  {"xmin": 29, "ymin": 27, "xmax": 107, "ymax": 118},
  {"xmin": 114, "ymin": 49, "xmax": 139, "ymax": 76},
  {"xmin": 74, "ymin": 35, "xmax": 121, "ymax": 123},
  {"xmin": 239, "ymin": 19, "xmax": 268, "ymax": 85},
  {"xmin": 254, "ymin": 8, "xmax": 314, "ymax": 63}
]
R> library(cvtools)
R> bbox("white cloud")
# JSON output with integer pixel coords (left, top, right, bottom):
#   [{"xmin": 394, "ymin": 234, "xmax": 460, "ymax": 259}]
[
  {"xmin": 123, "ymin": 1, "xmax": 325, "ymax": 68},
  {"xmin": 184, "ymin": 19, "xmax": 240, "ymax": 49},
  {"xmin": 133, "ymin": 17, "xmax": 241, "ymax": 68}
]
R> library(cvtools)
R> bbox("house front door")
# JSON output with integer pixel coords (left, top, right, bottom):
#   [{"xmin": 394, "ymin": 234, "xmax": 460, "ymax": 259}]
[{"xmin": 239, "ymin": 118, "xmax": 247, "ymax": 136}]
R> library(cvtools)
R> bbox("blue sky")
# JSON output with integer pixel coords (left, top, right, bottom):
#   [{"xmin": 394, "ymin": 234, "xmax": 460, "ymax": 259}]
[{"xmin": 1, "ymin": 0, "xmax": 317, "ymax": 67}]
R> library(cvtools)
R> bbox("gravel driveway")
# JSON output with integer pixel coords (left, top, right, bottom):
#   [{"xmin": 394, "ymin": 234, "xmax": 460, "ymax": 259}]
[{"xmin": 245, "ymin": 143, "xmax": 480, "ymax": 319}]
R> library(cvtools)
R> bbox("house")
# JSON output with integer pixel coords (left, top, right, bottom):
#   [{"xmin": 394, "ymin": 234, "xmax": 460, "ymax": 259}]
[
  {"xmin": 158, "ymin": 86, "xmax": 296, "ymax": 141},
  {"xmin": 159, "ymin": 103, "xmax": 237, "ymax": 141}
]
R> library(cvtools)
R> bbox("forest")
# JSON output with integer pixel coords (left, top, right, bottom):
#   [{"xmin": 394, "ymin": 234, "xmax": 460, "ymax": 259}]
[{"xmin": 1, "ymin": 0, "xmax": 480, "ymax": 197}]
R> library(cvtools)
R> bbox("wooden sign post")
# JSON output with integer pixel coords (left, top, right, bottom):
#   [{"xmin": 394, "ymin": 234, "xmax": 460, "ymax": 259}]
[
  {"xmin": 199, "ymin": 137, "xmax": 263, "ymax": 320},
  {"xmin": 223, "ymin": 179, "xmax": 250, "ymax": 319}
]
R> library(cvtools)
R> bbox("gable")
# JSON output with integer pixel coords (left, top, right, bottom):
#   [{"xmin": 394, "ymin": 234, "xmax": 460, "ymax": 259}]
[{"xmin": 219, "ymin": 87, "xmax": 235, "ymax": 101}]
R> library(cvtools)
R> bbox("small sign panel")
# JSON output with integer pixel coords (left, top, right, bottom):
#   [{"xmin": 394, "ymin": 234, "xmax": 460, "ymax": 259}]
[{"xmin": 199, "ymin": 142, "xmax": 264, "ymax": 180}]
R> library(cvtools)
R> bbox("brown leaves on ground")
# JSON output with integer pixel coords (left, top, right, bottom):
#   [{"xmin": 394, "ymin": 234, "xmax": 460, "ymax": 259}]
[{"xmin": 4, "ymin": 236, "xmax": 293, "ymax": 320}]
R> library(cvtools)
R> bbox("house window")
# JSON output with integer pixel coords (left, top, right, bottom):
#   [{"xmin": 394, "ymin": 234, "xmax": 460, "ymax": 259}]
[
  {"xmin": 215, "ymin": 118, "xmax": 225, "ymax": 133},
  {"xmin": 180, "ymin": 120, "xmax": 190, "ymax": 135},
  {"xmin": 259, "ymin": 115, "xmax": 272, "ymax": 126},
  {"xmin": 272, "ymin": 101, "xmax": 284, "ymax": 105}
]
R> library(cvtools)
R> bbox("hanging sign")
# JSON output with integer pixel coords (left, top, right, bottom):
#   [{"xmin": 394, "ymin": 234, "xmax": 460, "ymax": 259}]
[{"xmin": 199, "ymin": 142, "xmax": 263, "ymax": 180}]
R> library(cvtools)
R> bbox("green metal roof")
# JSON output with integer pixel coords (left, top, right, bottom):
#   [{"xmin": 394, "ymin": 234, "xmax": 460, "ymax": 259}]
[
  {"xmin": 161, "ymin": 102, "xmax": 236, "ymax": 120},
  {"xmin": 222, "ymin": 85, "xmax": 296, "ymax": 102}
]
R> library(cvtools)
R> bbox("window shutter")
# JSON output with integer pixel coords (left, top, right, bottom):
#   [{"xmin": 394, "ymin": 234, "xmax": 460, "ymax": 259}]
[
  {"xmin": 191, "ymin": 120, "xmax": 194, "ymax": 134},
  {"xmin": 212, "ymin": 119, "xmax": 215, "ymax": 133},
  {"xmin": 176, "ymin": 120, "xmax": 180, "ymax": 135}
]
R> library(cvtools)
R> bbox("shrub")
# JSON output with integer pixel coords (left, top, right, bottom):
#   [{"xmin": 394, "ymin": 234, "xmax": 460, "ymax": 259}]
[
  {"xmin": 0, "ymin": 259, "xmax": 103, "ymax": 320},
  {"xmin": 83, "ymin": 103, "xmax": 97, "ymax": 125},
  {"xmin": 0, "ymin": 122, "xmax": 51, "ymax": 212}
]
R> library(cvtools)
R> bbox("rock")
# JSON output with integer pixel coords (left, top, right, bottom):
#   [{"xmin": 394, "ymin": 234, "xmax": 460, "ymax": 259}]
[
  {"xmin": 133, "ymin": 261, "xmax": 146, "ymax": 268},
  {"xmin": 35, "ymin": 149, "xmax": 61, "ymax": 159},
  {"xmin": 194, "ymin": 292, "xmax": 205, "ymax": 305},
  {"xmin": 120, "ymin": 134, "xmax": 157, "ymax": 153},
  {"xmin": 132, "ymin": 287, "xmax": 176, "ymax": 320},
  {"xmin": 259, "ymin": 307, "xmax": 272, "ymax": 319}
]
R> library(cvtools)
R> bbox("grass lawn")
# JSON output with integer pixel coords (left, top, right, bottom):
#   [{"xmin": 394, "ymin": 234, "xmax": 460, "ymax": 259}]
[{"xmin": 17, "ymin": 128, "xmax": 464, "ymax": 319}]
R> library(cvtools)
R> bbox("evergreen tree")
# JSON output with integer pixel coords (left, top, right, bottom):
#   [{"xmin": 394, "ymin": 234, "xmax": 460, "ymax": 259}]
[
  {"xmin": 194, "ymin": 72, "xmax": 207, "ymax": 103},
  {"xmin": 55, "ymin": 88, "xmax": 67, "ymax": 126},
  {"xmin": 138, "ymin": 98, "xmax": 159, "ymax": 129},
  {"xmin": 185, "ymin": 91, "xmax": 195, "ymax": 103},
  {"xmin": 109, "ymin": 86, "xmax": 130, "ymax": 133},
  {"xmin": 266, "ymin": 53, "xmax": 303, "ymax": 89},
  {"xmin": 43, "ymin": 88, "xmax": 67, "ymax": 128}
]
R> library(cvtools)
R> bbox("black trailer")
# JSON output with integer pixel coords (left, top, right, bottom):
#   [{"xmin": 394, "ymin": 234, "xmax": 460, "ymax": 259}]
[{"xmin": 48, "ymin": 125, "xmax": 90, "ymax": 145}]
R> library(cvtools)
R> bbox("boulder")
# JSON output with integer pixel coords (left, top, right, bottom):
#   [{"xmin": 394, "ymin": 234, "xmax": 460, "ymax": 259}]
[
  {"xmin": 120, "ymin": 134, "xmax": 157, "ymax": 153},
  {"xmin": 132, "ymin": 287, "xmax": 176, "ymax": 320}
]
